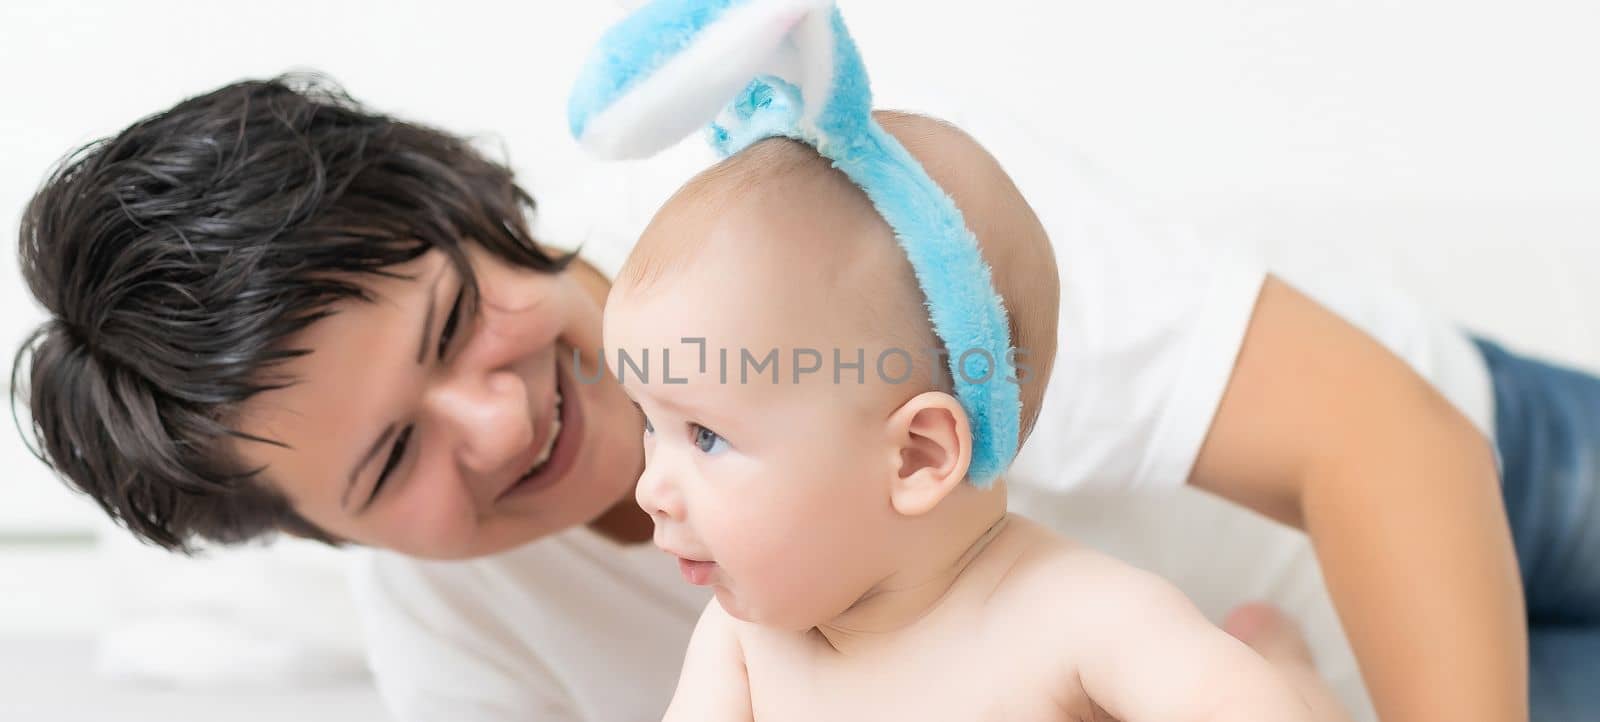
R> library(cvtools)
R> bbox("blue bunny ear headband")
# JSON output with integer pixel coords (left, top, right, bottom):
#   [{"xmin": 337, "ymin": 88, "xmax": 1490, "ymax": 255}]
[{"xmin": 568, "ymin": 0, "xmax": 1020, "ymax": 484}]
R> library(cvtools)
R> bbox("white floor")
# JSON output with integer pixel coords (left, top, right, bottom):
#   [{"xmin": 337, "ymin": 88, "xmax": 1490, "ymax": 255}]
[
  {"xmin": 0, "ymin": 547, "xmax": 387, "ymax": 721},
  {"xmin": 0, "ymin": 637, "xmax": 386, "ymax": 722}
]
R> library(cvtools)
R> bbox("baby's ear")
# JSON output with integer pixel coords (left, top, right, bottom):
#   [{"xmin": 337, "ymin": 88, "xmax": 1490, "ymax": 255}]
[{"xmin": 885, "ymin": 392, "xmax": 972, "ymax": 517}]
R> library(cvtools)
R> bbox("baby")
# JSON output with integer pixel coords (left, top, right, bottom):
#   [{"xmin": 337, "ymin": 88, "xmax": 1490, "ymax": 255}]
[{"xmin": 603, "ymin": 111, "xmax": 1325, "ymax": 722}]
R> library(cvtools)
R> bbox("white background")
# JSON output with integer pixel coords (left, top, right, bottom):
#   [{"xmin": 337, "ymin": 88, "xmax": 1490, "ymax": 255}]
[{"xmin": 0, "ymin": 0, "xmax": 1596, "ymax": 718}]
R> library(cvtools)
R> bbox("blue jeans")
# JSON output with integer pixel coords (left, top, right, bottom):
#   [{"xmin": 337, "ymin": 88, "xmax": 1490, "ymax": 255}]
[{"xmin": 1474, "ymin": 338, "xmax": 1600, "ymax": 722}]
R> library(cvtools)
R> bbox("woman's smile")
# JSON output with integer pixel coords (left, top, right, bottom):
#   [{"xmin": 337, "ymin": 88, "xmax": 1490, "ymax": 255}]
[{"xmin": 497, "ymin": 350, "xmax": 585, "ymax": 503}]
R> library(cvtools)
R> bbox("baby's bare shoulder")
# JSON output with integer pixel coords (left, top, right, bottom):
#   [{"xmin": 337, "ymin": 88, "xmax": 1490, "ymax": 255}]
[
  {"xmin": 951, "ymin": 515, "xmax": 1214, "ymax": 709},
  {"xmin": 979, "ymin": 515, "xmax": 1203, "ymax": 633}
]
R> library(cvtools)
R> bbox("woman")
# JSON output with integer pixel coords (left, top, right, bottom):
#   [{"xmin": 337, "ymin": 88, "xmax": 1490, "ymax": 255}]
[{"xmin": 16, "ymin": 75, "xmax": 1594, "ymax": 722}]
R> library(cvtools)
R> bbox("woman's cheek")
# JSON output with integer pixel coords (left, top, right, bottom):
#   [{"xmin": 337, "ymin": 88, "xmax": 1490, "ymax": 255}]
[
  {"xmin": 557, "ymin": 279, "xmax": 605, "ymax": 353},
  {"xmin": 380, "ymin": 481, "xmax": 480, "ymax": 558}
]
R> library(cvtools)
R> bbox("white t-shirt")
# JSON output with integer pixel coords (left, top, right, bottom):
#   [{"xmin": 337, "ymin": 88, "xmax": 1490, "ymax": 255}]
[
  {"xmin": 352, "ymin": 527, "xmax": 708, "ymax": 721},
  {"xmin": 977, "ymin": 110, "xmax": 1495, "ymax": 494},
  {"xmin": 350, "ymin": 104, "xmax": 1493, "ymax": 722}
]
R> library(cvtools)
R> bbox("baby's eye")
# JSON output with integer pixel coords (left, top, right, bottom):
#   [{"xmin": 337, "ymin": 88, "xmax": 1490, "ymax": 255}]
[
  {"xmin": 692, "ymin": 424, "xmax": 729, "ymax": 455},
  {"xmin": 642, "ymin": 416, "xmax": 654, "ymax": 435}
]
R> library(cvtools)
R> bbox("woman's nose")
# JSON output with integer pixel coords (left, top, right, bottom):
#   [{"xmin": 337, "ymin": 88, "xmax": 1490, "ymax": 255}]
[
  {"xmin": 426, "ymin": 369, "xmax": 534, "ymax": 475},
  {"xmin": 634, "ymin": 453, "xmax": 685, "ymax": 522}
]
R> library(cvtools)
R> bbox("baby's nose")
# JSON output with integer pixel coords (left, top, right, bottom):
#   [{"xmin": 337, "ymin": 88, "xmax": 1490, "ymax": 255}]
[{"xmin": 634, "ymin": 459, "xmax": 685, "ymax": 522}]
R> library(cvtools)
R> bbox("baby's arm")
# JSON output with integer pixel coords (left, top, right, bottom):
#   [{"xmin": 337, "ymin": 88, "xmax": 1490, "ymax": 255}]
[
  {"xmin": 661, "ymin": 600, "xmax": 753, "ymax": 722},
  {"xmin": 1065, "ymin": 562, "xmax": 1320, "ymax": 722}
]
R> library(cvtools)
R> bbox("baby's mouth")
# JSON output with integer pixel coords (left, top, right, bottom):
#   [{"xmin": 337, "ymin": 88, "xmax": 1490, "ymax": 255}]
[{"xmin": 677, "ymin": 557, "xmax": 719, "ymax": 586}]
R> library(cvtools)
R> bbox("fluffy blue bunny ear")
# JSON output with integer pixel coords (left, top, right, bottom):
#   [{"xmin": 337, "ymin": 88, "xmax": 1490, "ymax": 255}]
[
  {"xmin": 569, "ymin": 0, "xmax": 1021, "ymax": 485},
  {"xmin": 569, "ymin": 0, "xmax": 826, "ymax": 159}
]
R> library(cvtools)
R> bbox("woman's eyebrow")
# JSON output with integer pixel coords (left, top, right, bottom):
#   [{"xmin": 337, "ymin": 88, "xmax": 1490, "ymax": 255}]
[{"xmin": 345, "ymin": 423, "xmax": 398, "ymax": 510}]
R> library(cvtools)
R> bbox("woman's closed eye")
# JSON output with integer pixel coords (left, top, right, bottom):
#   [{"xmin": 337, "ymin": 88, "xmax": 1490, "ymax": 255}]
[
  {"xmin": 365, "ymin": 285, "xmax": 468, "ymax": 511},
  {"xmin": 437, "ymin": 287, "xmax": 465, "ymax": 358},
  {"xmin": 367, "ymin": 424, "xmax": 414, "ymax": 510}
]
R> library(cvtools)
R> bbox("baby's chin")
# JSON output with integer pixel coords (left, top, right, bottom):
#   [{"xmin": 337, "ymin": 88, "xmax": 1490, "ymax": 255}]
[
  {"xmin": 713, "ymin": 587, "xmax": 773, "ymax": 627},
  {"xmin": 713, "ymin": 586, "xmax": 847, "ymax": 633}
]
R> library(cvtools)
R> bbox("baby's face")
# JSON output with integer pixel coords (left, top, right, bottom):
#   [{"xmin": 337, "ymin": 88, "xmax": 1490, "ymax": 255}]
[{"xmin": 604, "ymin": 227, "xmax": 919, "ymax": 631}]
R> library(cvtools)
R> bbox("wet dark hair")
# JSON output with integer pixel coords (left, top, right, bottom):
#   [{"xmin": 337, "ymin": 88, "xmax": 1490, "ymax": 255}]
[{"xmin": 12, "ymin": 74, "xmax": 570, "ymax": 552}]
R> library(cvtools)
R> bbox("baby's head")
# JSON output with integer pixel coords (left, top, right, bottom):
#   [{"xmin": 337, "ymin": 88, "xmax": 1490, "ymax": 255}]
[{"xmin": 603, "ymin": 111, "xmax": 1059, "ymax": 629}]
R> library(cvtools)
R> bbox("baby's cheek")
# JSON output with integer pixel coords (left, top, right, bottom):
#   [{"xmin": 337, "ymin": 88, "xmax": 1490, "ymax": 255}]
[
  {"xmin": 736, "ymin": 511, "xmax": 828, "ymax": 574},
  {"xmin": 717, "ymin": 508, "xmax": 807, "ymax": 582}
]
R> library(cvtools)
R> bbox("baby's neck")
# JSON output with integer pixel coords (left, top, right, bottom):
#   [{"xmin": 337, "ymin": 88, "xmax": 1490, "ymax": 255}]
[{"xmin": 814, "ymin": 505, "xmax": 1012, "ymax": 656}]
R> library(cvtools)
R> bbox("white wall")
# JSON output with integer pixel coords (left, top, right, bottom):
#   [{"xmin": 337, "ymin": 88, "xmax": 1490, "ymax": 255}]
[{"xmin": 0, "ymin": 0, "xmax": 1594, "ymax": 539}]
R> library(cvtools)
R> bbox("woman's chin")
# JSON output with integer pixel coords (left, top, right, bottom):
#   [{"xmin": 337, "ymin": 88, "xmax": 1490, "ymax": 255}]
[{"xmin": 468, "ymin": 459, "xmax": 631, "ymax": 556}]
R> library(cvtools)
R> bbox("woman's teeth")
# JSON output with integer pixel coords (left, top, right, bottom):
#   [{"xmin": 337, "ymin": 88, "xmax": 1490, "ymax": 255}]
[{"xmin": 523, "ymin": 390, "xmax": 564, "ymax": 478}]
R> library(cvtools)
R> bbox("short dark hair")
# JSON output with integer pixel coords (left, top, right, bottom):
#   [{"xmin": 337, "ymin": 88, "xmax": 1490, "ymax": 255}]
[{"xmin": 12, "ymin": 74, "xmax": 569, "ymax": 552}]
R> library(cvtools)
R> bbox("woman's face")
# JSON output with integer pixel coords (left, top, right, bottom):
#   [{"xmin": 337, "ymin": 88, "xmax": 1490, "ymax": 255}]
[{"xmin": 233, "ymin": 243, "xmax": 644, "ymax": 559}]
